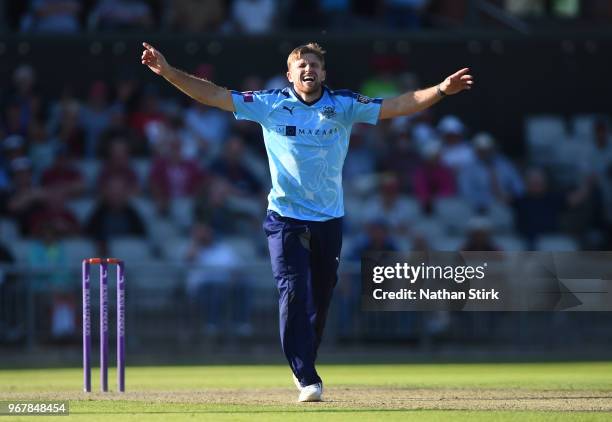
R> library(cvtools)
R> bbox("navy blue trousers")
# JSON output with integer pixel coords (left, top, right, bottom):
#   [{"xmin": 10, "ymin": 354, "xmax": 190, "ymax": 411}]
[{"xmin": 263, "ymin": 210, "xmax": 343, "ymax": 386}]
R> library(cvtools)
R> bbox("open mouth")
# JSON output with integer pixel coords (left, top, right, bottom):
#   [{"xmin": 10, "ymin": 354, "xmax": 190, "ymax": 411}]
[{"xmin": 302, "ymin": 75, "xmax": 315, "ymax": 83}]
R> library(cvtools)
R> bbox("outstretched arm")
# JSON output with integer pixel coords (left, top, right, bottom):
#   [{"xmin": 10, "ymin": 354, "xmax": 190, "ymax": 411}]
[
  {"xmin": 379, "ymin": 68, "xmax": 473, "ymax": 120},
  {"xmin": 141, "ymin": 42, "xmax": 234, "ymax": 112}
]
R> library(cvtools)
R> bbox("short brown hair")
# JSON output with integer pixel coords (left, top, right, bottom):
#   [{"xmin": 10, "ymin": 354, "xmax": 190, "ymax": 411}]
[{"xmin": 287, "ymin": 43, "xmax": 326, "ymax": 69}]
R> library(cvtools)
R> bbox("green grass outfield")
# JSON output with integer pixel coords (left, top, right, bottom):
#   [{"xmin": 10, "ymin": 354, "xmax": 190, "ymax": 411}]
[{"xmin": 2, "ymin": 362, "xmax": 612, "ymax": 421}]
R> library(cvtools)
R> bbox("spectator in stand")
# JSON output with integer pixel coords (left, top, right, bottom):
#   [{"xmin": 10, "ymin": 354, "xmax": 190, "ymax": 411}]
[
  {"xmin": 379, "ymin": 129, "xmax": 421, "ymax": 193},
  {"xmin": 194, "ymin": 178, "xmax": 250, "ymax": 235},
  {"xmin": 437, "ymin": 115, "xmax": 474, "ymax": 171},
  {"xmin": 185, "ymin": 222, "xmax": 252, "ymax": 336},
  {"xmin": 335, "ymin": 218, "xmax": 398, "ymax": 338},
  {"xmin": 585, "ymin": 119, "xmax": 612, "ymax": 225},
  {"xmin": 29, "ymin": 192, "xmax": 80, "ymax": 239},
  {"xmin": 81, "ymin": 80, "xmax": 114, "ymax": 158},
  {"xmin": 514, "ymin": 168, "xmax": 591, "ymax": 249},
  {"xmin": 111, "ymin": 73, "xmax": 140, "ymax": 115},
  {"xmin": 361, "ymin": 174, "xmax": 420, "ymax": 236},
  {"xmin": 210, "ymin": 136, "xmax": 262, "ymax": 197},
  {"xmin": 2, "ymin": 135, "xmax": 28, "ymax": 166},
  {"xmin": 128, "ymin": 85, "xmax": 167, "ymax": 155},
  {"xmin": 2, "ymin": 101, "xmax": 28, "ymax": 139},
  {"xmin": 149, "ymin": 133, "xmax": 205, "ymax": 215},
  {"xmin": 458, "ymin": 132, "xmax": 523, "ymax": 213},
  {"xmin": 88, "ymin": 0, "xmax": 153, "ymax": 31},
  {"xmin": 460, "ymin": 216, "xmax": 499, "ymax": 251},
  {"xmin": 98, "ymin": 107, "xmax": 138, "ymax": 157},
  {"xmin": 183, "ymin": 65, "xmax": 230, "ymax": 159},
  {"xmin": 583, "ymin": 118, "xmax": 612, "ymax": 181},
  {"xmin": 2, "ymin": 142, "xmax": 29, "ymax": 204},
  {"xmin": 264, "ymin": 73, "xmax": 289, "ymax": 90},
  {"xmin": 28, "ymin": 120, "xmax": 56, "ymax": 181},
  {"xmin": 28, "ymin": 222, "xmax": 77, "ymax": 341},
  {"xmin": 412, "ymin": 139, "xmax": 456, "ymax": 214},
  {"xmin": 50, "ymin": 99, "xmax": 86, "ymax": 157},
  {"xmin": 353, "ymin": 218, "xmax": 399, "ymax": 254},
  {"xmin": 360, "ymin": 56, "xmax": 403, "ymax": 99},
  {"xmin": 514, "ymin": 168, "xmax": 563, "ymax": 248},
  {"xmin": 242, "ymin": 75, "xmax": 265, "ymax": 92},
  {"xmin": 41, "ymin": 148, "xmax": 85, "ymax": 198},
  {"xmin": 166, "ymin": 0, "xmax": 225, "ymax": 32},
  {"xmin": 97, "ymin": 137, "xmax": 140, "ymax": 195},
  {"xmin": 165, "ymin": 112, "xmax": 198, "ymax": 161},
  {"xmin": 6, "ymin": 157, "xmax": 47, "ymax": 236},
  {"xmin": 0, "ymin": 170, "xmax": 10, "ymax": 206},
  {"xmin": 385, "ymin": 0, "xmax": 431, "ymax": 28},
  {"xmin": 85, "ymin": 175, "xmax": 146, "ymax": 255},
  {"xmin": 555, "ymin": 118, "xmax": 612, "ymax": 247},
  {"xmin": 3, "ymin": 65, "xmax": 43, "ymax": 137},
  {"xmin": 229, "ymin": 76, "xmax": 267, "ymax": 157},
  {"xmin": 231, "ymin": 0, "xmax": 276, "ymax": 34},
  {"xmin": 343, "ymin": 125, "xmax": 378, "ymax": 190},
  {"xmin": 0, "ymin": 242, "xmax": 18, "ymax": 342},
  {"xmin": 47, "ymin": 84, "xmax": 77, "ymax": 138},
  {"xmin": 20, "ymin": 0, "xmax": 81, "ymax": 33}
]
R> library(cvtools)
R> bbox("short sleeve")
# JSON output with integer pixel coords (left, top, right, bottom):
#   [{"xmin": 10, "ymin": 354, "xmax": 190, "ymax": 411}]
[
  {"xmin": 350, "ymin": 94, "xmax": 383, "ymax": 125},
  {"xmin": 231, "ymin": 90, "xmax": 276, "ymax": 124}
]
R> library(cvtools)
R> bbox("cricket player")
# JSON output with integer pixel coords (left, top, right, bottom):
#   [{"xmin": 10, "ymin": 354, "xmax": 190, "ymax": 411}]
[{"xmin": 141, "ymin": 41, "xmax": 473, "ymax": 402}]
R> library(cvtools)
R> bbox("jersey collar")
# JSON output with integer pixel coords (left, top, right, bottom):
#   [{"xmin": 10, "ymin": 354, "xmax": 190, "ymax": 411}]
[{"xmin": 289, "ymin": 85, "xmax": 328, "ymax": 107}]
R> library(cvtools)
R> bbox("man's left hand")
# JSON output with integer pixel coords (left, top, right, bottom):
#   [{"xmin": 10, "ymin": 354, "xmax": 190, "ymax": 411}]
[{"xmin": 440, "ymin": 68, "xmax": 474, "ymax": 95}]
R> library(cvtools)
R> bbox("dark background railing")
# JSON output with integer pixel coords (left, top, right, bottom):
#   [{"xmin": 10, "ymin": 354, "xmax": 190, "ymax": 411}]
[{"xmin": 1, "ymin": 33, "xmax": 610, "ymax": 158}]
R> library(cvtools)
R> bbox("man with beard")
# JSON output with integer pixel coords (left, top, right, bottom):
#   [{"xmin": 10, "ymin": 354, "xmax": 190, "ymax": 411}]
[{"xmin": 141, "ymin": 41, "xmax": 473, "ymax": 402}]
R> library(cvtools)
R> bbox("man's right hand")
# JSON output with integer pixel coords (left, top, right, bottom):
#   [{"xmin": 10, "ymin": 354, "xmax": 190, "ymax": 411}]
[
  {"xmin": 141, "ymin": 42, "xmax": 170, "ymax": 77},
  {"xmin": 140, "ymin": 41, "xmax": 234, "ymax": 112}
]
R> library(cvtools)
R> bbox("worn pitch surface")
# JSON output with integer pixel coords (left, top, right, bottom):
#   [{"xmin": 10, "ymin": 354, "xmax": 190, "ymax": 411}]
[{"xmin": 2, "ymin": 363, "xmax": 611, "ymax": 420}]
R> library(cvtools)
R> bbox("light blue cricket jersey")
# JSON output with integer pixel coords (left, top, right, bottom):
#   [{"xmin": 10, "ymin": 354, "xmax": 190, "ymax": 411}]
[{"xmin": 231, "ymin": 86, "xmax": 382, "ymax": 221}]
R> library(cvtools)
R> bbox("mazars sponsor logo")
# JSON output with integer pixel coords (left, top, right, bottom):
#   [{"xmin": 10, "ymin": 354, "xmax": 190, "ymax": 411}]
[{"xmin": 275, "ymin": 126, "xmax": 339, "ymax": 137}]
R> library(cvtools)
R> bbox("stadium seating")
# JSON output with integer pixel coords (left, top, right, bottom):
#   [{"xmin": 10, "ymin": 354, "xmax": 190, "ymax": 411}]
[
  {"xmin": 571, "ymin": 114, "xmax": 598, "ymax": 143},
  {"xmin": 486, "ymin": 202, "xmax": 515, "ymax": 233},
  {"xmin": 74, "ymin": 159, "xmax": 100, "ymax": 192},
  {"xmin": 170, "ymin": 198, "xmax": 195, "ymax": 231},
  {"xmin": 148, "ymin": 217, "xmax": 181, "ymax": 247},
  {"xmin": 525, "ymin": 115, "xmax": 568, "ymax": 165},
  {"xmin": 0, "ymin": 218, "xmax": 19, "ymax": 243},
  {"xmin": 62, "ymin": 238, "xmax": 97, "ymax": 262},
  {"xmin": 429, "ymin": 235, "xmax": 464, "ymax": 251},
  {"xmin": 493, "ymin": 234, "xmax": 527, "ymax": 251},
  {"xmin": 161, "ymin": 237, "xmax": 190, "ymax": 263},
  {"xmin": 132, "ymin": 158, "xmax": 151, "ymax": 189},
  {"xmin": 131, "ymin": 197, "xmax": 157, "ymax": 227},
  {"xmin": 108, "ymin": 237, "xmax": 155, "ymax": 262},
  {"xmin": 535, "ymin": 235, "xmax": 579, "ymax": 251},
  {"xmin": 8, "ymin": 239, "xmax": 35, "ymax": 263},
  {"xmin": 433, "ymin": 197, "xmax": 474, "ymax": 234},
  {"xmin": 411, "ymin": 217, "xmax": 446, "ymax": 242},
  {"xmin": 66, "ymin": 198, "xmax": 96, "ymax": 224}
]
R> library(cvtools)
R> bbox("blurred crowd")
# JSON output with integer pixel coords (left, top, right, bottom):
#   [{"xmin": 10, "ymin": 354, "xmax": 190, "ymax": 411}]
[
  {"xmin": 3, "ymin": 0, "xmax": 612, "ymax": 34},
  {"xmin": 1, "ymin": 59, "xmax": 611, "ymax": 342}
]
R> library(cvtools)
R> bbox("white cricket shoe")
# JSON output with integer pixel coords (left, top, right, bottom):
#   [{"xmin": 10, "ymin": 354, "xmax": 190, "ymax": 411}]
[
  {"xmin": 298, "ymin": 382, "xmax": 323, "ymax": 402},
  {"xmin": 292, "ymin": 374, "xmax": 302, "ymax": 391}
]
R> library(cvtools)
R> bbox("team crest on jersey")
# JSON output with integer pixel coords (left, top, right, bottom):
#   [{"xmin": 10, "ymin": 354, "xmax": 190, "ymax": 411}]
[
  {"xmin": 321, "ymin": 106, "xmax": 336, "ymax": 119},
  {"xmin": 357, "ymin": 95, "xmax": 372, "ymax": 104}
]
